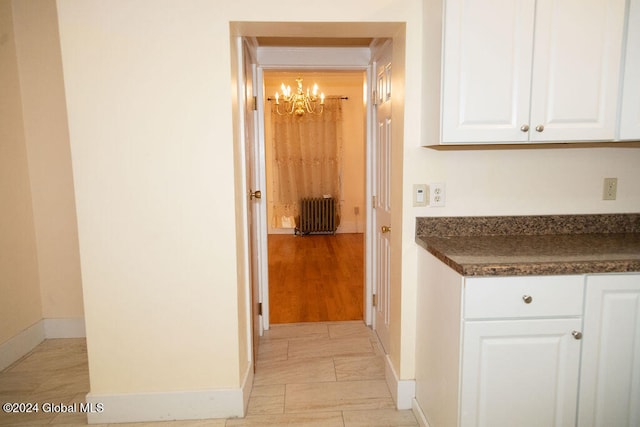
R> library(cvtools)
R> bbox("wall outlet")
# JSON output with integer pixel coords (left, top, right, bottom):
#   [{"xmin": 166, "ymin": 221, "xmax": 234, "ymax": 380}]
[
  {"xmin": 603, "ymin": 178, "xmax": 617, "ymax": 200},
  {"xmin": 429, "ymin": 182, "xmax": 446, "ymax": 207}
]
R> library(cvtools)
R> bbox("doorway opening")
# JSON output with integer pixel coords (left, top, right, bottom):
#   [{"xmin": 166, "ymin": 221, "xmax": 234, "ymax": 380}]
[
  {"xmin": 234, "ymin": 24, "xmax": 404, "ymax": 354},
  {"xmin": 263, "ymin": 70, "xmax": 367, "ymax": 324}
]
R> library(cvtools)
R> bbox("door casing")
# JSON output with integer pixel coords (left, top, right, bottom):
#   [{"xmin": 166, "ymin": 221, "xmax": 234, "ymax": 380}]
[
  {"xmin": 232, "ymin": 26, "xmax": 403, "ymax": 350},
  {"xmin": 252, "ymin": 46, "xmax": 377, "ymax": 331}
]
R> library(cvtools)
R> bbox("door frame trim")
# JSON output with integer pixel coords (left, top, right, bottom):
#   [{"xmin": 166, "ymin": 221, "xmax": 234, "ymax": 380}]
[{"xmin": 254, "ymin": 45, "xmax": 375, "ymax": 329}]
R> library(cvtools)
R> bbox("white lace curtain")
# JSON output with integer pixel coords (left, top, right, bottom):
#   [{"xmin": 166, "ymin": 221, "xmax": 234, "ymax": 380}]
[{"xmin": 271, "ymin": 98, "xmax": 343, "ymax": 228}]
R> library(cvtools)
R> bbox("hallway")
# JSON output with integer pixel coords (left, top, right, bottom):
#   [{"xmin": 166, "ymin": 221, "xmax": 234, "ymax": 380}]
[{"xmin": 0, "ymin": 322, "xmax": 417, "ymax": 426}]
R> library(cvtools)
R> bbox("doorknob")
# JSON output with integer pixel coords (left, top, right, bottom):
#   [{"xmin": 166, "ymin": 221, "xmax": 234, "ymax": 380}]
[
  {"xmin": 250, "ymin": 189, "xmax": 262, "ymax": 200},
  {"xmin": 381, "ymin": 225, "xmax": 391, "ymax": 233}
]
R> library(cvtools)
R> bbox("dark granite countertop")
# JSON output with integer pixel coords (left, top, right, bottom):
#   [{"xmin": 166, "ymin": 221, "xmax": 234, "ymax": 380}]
[{"xmin": 416, "ymin": 214, "xmax": 640, "ymax": 276}]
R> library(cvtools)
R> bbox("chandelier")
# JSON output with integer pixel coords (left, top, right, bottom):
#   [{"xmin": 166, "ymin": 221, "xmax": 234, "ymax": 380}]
[{"xmin": 274, "ymin": 77, "xmax": 324, "ymax": 116}]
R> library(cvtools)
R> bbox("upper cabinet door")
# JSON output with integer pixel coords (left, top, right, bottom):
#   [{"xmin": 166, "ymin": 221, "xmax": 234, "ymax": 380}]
[
  {"xmin": 441, "ymin": 0, "xmax": 535, "ymax": 143},
  {"xmin": 529, "ymin": 0, "xmax": 626, "ymax": 142},
  {"xmin": 619, "ymin": 0, "xmax": 640, "ymax": 140}
]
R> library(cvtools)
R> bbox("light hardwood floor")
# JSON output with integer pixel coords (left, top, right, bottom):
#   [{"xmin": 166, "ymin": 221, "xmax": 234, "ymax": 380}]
[{"xmin": 268, "ymin": 233, "xmax": 364, "ymax": 324}]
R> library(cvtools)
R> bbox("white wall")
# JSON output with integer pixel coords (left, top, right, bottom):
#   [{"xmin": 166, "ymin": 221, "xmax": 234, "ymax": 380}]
[{"xmin": 410, "ymin": 147, "xmax": 640, "ymax": 217}]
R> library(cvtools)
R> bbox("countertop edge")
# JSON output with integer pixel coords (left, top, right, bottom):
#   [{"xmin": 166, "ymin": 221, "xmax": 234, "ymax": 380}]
[
  {"xmin": 416, "ymin": 237, "xmax": 465, "ymax": 275},
  {"xmin": 416, "ymin": 235, "xmax": 640, "ymax": 277}
]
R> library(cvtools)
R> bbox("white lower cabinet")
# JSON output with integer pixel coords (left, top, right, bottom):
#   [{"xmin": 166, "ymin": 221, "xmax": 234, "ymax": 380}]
[
  {"xmin": 415, "ymin": 250, "xmax": 640, "ymax": 427},
  {"xmin": 459, "ymin": 276, "xmax": 584, "ymax": 427},
  {"xmin": 577, "ymin": 274, "xmax": 640, "ymax": 427},
  {"xmin": 460, "ymin": 318, "xmax": 582, "ymax": 427}
]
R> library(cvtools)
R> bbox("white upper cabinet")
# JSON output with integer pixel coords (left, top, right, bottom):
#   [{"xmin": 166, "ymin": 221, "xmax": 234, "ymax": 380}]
[
  {"xmin": 619, "ymin": 0, "xmax": 640, "ymax": 140},
  {"xmin": 441, "ymin": 0, "xmax": 626, "ymax": 144},
  {"xmin": 530, "ymin": 0, "xmax": 625, "ymax": 142},
  {"xmin": 441, "ymin": 0, "xmax": 535, "ymax": 143}
]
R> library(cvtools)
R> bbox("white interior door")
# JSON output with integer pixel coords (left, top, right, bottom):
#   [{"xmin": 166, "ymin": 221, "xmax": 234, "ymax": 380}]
[
  {"xmin": 372, "ymin": 41, "xmax": 392, "ymax": 353},
  {"xmin": 241, "ymin": 39, "xmax": 268, "ymax": 368}
]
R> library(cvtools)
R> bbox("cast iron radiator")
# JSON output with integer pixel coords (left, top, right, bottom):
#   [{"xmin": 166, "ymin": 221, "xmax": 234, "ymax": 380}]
[{"xmin": 295, "ymin": 197, "xmax": 338, "ymax": 235}]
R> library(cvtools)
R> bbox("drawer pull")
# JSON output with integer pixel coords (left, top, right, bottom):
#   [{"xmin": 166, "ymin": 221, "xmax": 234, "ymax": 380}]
[
  {"xmin": 522, "ymin": 295, "xmax": 533, "ymax": 304},
  {"xmin": 572, "ymin": 330, "xmax": 583, "ymax": 340}
]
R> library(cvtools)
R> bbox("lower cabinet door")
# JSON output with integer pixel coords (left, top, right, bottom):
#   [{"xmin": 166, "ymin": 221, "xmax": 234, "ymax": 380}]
[
  {"xmin": 578, "ymin": 274, "xmax": 640, "ymax": 427},
  {"xmin": 460, "ymin": 318, "xmax": 582, "ymax": 427}
]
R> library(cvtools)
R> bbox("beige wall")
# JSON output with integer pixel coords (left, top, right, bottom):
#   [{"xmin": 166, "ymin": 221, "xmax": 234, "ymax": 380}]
[
  {"xmin": 0, "ymin": 0, "xmax": 43, "ymax": 344},
  {"xmin": 0, "ymin": 0, "xmax": 84, "ymax": 351},
  {"xmin": 54, "ymin": 0, "xmax": 640, "ymax": 403},
  {"xmin": 56, "ymin": 0, "xmax": 418, "ymax": 398},
  {"xmin": 264, "ymin": 71, "xmax": 366, "ymax": 234},
  {"xmin": 12, "ymin": 0, "xmax": 83, "ymax": 320},
  {"xmin": 57, "ymin": 0, "xmax": 245, "ymax": 393}
]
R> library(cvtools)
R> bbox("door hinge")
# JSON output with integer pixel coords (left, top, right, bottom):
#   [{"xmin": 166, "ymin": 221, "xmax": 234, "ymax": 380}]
[
  {"xmin": 372, "ymin": 89, "xmax": 378, "ymax": 106},
  {"xmin": 258, "ymin": 302, "xmax": 262, "ymax": 316},
  {"xmin": 372, "ymin": 195, "xmax": 377, "ymax": 208},
  {"xmin": 372, "ymin": 294, "xmax": 377, "ymax": 307},
  {"xmin": 252, "ymin": 96, "xmax": 258, "ymax": 111}
]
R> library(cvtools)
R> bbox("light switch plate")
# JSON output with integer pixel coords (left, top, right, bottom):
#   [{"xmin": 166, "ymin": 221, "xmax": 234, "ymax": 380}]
[{"xmin": 413, "ymin": 184, "xmax": 428, "ymax": 207}]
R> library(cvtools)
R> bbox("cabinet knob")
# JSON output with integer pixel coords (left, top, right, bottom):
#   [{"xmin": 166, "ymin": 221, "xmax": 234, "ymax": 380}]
[
  {"xmin": 535, "ymin": 124, "xmax": 544, "ymax": 132},
  {"xmin": 520, "ymin": 124, "xmax": 530, "ymax": 132},
  {"xmin": 572, "ymin": 330, "xmax": 583, "ymax": 340},
  {"xmin": 522, "ymin": 295, "xmax": 533, "ymax": 304}
]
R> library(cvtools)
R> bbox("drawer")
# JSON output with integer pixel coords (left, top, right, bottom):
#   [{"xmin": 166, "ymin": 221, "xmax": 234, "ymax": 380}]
[{"xmin": 464, "ymin": 275, "xmax": 584, "ymax": 319}]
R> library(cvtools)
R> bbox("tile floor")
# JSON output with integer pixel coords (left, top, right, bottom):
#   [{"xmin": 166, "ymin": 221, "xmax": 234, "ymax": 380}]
[{"xmin": 0, "ymin": 321, "xmax": 417, "ymax": 426}]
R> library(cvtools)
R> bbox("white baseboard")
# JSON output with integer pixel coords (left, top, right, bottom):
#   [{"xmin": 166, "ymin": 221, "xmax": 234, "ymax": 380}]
[
  {"xmin": 0, "ymin": 321, "xmax": 45, "ymax": 371},
  {"xmin": 241, "ymin": 361, "xmax": 254, "ymax": 415},
  {"xmin": 412, "ymin": 398, "xmax": 430, "ymax": 427},
  {"xmin": 0, "ymin": 318, "xmax": 86, "ymax": 371},
  {"xmin": 44, "ymin": 317, "xmax": 86, "ymax": 338},
  {"xmin": 86, "ymin": 386, "xmax": 246, "ymax": 424},
  {"xmin": 84, "ymin": 333, "xmax": 254, "ymax": 424},
  {"xmin": 384, "ymin": 354, "xmax": 416, "ymax": 410}
]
